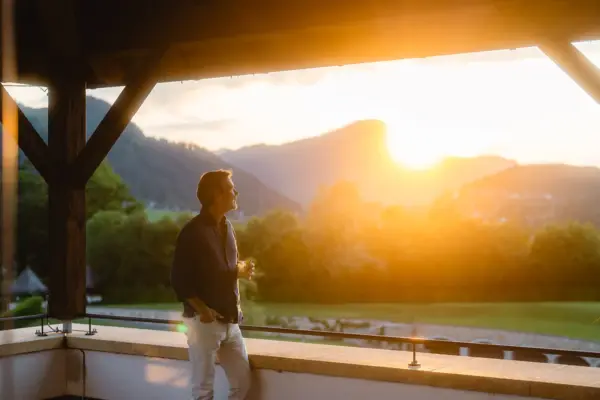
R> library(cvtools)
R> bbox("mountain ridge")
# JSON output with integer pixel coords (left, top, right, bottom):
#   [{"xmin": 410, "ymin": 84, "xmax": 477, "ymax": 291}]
[
  {"xmin": 221, "ymin": 119, "xmax": 518, "ymax": 206},
  {"xmin": 8, "ymin": 98, "xmax": 600, "ymax": 225},
  {"xmin": 451, "ymin": 163, "xmax": 600, "ymax": 227},
  {"xmin": 4, "ymin": 96, "xmax": 302, "ymax": 215}
]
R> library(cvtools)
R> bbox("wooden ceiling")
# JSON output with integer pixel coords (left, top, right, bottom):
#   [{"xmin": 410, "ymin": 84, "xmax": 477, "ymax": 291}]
[{"xmin": 7, "ymin": 0, "xmax": 600, "ymax": 87}]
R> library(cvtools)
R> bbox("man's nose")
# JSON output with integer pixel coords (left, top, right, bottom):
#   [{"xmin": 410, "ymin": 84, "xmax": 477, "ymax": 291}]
[{"xmin": 234, "ymin": 189, "xmax": 239, "ymax": 196}]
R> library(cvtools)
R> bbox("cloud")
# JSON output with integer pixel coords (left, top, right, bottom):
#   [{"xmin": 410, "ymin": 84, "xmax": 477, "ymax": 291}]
[
  {"xmin": 156, "ymin": 118, "xmax": 236, "ymax": 133},
  {"xmin": 143, "ymin": 119, "xmax": 242, "ymax": 150}
]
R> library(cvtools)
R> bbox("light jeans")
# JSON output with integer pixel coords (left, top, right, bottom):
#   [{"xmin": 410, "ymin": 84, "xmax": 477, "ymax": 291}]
[{"xmin": 184, "ymin": 316, "xmax": 251, "ymax": 400}]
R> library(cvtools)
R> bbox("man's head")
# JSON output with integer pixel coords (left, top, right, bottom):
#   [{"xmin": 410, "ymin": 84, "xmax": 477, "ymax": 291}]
[{"xmin": 197, "ymin": 169, "xmax": 238, "ymax": 214}]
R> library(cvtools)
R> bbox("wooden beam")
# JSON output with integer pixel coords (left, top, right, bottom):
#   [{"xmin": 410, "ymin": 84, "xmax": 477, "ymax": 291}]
[
  {"xmin": 539, "ymin": 40, "xmax": 600, "ymax": 104},
  {"xmin": 37, "ymin": 0, "xmax": 81, "ymax": 58},
  {"xmin": 76, "ymin": 0, "xmax": 600, "ymax": 54},
  {"xmin": 82, "ymin": 0, "xmax": 600, "ymax": 88},
  {"xmin": 35, "ymin": 0, "xmax": 96, "ymax": 82},
  {"xmin": 71, "ymin": 50, "xmax": 166, "ymax": 186},
  {"xmin": 10, "ymin": 0, "xmax": 600, "ymax": 87},
  {"xmin": 46, "ymin": 77, "xmax": 87, "ymax": 320},
  {"xmin": 0, "ymin": 84, "xmax": 51, "ymax": 182}
]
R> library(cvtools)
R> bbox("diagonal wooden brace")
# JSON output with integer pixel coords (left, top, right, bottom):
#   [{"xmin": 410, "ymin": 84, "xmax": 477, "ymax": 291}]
[
  {"xmin": 71, "ymin": 49, "xmax": 167, "ymax": 186},
  {"xmin": 0, "ymin": 84, "xmax": 51, "ymax": 182},
  {"xmin": 539, "ymin": 39, "xmax": 600, "ymax": 104}
]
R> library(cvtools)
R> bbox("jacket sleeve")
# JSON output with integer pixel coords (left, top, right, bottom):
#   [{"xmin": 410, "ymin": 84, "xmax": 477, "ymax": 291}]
[{"xmin": 171, "ymin": 227, "xmax": 204, "ymax": 301}]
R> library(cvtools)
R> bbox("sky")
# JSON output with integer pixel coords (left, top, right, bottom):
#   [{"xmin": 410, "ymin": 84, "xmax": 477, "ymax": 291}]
[{"xmin": 7, "ymin": 41, "xmax": 600, "ymax": 169}]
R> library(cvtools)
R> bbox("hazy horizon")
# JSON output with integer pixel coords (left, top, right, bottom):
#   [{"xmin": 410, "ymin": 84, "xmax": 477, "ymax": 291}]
[{"xmin": 7, "ymin": 40, "xmax": 600, "ymax": 169}]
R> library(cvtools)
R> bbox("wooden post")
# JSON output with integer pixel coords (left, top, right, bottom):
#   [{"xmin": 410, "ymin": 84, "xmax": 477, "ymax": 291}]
[{"xmin": 47, "ymin": 77, "xmax": 87, "ymax": 320}]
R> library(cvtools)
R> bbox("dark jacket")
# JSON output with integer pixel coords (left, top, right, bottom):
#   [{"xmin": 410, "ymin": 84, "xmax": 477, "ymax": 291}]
[{"xmin": 171, "ymin": 210, "xmax": 241, "ymax": 322}]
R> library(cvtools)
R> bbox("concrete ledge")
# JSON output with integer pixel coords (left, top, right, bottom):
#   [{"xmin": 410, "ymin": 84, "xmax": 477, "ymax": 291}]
[
  {"xmin": 2, "ymin": 324, "xmax": 600, "ymax": 400},
  {"xmin": 64, "ymin": 324, "xmax": 600, "ymax": 400},
  {"xmin": 0, "ymin": 326, "xmax": 63, "ymax": 357}
]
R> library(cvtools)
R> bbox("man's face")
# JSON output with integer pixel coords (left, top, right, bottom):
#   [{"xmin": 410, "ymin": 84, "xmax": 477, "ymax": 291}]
[{"xmin": 216, "ymin": 177, "xmax": 238, "ymax": 212}]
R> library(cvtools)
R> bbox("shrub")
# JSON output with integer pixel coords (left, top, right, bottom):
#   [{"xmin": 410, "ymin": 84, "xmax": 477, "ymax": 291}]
[{"xmin": 0, "ymin": 296, "xmax": 44, "ymax": 330}]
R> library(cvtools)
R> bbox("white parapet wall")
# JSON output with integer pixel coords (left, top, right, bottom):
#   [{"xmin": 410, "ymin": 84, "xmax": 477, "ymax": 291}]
[
  {"xmin": 66, "ymin": 349, "xmax": 546, "ymax": 400},
  {"xmin": 1, "ymin": 324, "xmax": 600, "ymax": 400},
  {"xmin": 0, "ymin": 328, "xmax": 65, "ymax": 399}
]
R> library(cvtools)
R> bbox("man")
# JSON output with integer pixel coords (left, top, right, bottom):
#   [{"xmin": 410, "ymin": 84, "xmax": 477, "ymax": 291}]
[{"xmin": 171, "ymin": 169, "xmax": 253, "ymax": 400}]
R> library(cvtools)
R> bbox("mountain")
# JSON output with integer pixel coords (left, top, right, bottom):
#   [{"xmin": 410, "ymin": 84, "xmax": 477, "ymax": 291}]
[
  {"xmin": 221, "ymin": 120, "xmax": 397, "ymax": 205},
  {"xmin": 450, "ymin": 164, "xmax": 600, "ymax": 227},
  {"xmin": 6, "ymin": 96, "xmax": 301, "ymax": 215},
  {"xmin": 221, "ymin": 120, "xmax": 516, "ymax": 206}
]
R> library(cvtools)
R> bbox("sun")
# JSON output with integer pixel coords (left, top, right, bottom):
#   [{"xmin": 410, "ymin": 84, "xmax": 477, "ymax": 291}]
[
  {"xmin": 387, "ymin": 138, "xmax": 442, "ymax": 169},
  {"xmin": 385, "ymin": 120, "xmax": 445, "ymax": 170}
]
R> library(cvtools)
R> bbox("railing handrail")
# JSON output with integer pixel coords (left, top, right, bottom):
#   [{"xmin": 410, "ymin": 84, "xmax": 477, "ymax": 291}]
[
  {"xmin": 84, "ymin": 312, "xmax": 600, "ymax": 360},
  {"xmin": 0, "ymin": 313, "xmax": 46, "ymax": 323}
]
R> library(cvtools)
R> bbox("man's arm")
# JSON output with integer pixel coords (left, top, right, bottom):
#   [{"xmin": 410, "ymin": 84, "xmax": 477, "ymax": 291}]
[
  {"xmin": 231, "ymin": 222, "xmax": 254, "ymax": 281},
  {"xmin": 171, "ymin": 228, "xmax": 221, "ymax": 321}
]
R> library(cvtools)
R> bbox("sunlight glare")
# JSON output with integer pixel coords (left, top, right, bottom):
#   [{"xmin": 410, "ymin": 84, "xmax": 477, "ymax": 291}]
[{"xmin": 385, "ymin": 118, "xmax": 445, "ymax": 170}]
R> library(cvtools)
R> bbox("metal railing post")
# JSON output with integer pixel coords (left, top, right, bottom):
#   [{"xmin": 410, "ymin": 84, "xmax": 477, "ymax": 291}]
[
  {"xmin": 35, "ymin": 314, "xmax": 47, "ymax": 336},
  {"xmin": 409, "ymin": 341, "xmax": 420, "ymax": 368},
  {"xmin": 86, "ymin": 316, "xmax": 97, "ymax": 336}
]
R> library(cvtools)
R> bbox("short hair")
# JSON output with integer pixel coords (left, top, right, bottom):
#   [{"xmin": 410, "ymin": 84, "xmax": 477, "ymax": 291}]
[{"xmin": 196, "ymin": 169, "xmax": 232, "ymax": 206}]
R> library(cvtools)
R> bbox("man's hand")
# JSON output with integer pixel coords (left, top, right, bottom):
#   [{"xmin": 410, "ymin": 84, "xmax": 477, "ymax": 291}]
[
  {"xmin": 199, "ymin": 307, "xmax": 222, "ymax": 323},
  {"xmin": 187, "ymin": 297, "xmax": 222, "ymax": 323},
  {"xmin": 237, "ymin": 259, "xmax": 255, "ymax": 280}
]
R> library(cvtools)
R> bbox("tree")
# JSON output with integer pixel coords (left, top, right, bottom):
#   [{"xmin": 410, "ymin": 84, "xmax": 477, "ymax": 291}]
[
  {"xmin": 529, "ymin": 222, "xmax": 600, "ymax": 296},
  {"xmin": 234, "ymin": 210, "xmax": 327, "ymax": 301},
  {"xmin": 86, "ymin": 210, "xmax": 128, "ymax": 296},
  {"xmin": 252, "ymin": 228, "xmax": 318, "ymax": 301},
  {"xmin": 86, "ymin": 161, "xmax": 143, "ymax": 219},
  {"xmin": 306, "ymin": 181, "xmax": 381, "ymax": 275},
  {"xmin": 14, "ymin": 160, "xmax": 142, "ymax": 277},
  {"xmin": 87, "ymin": 211, "xmax": 182, "ymax": 303},
  {"xmin": 236, "ymin": 210, "xmax": 300, "ymax": 258},
  {"xmin": 16, "ymin": 161, "xmax": 48, "ymax": 277}
]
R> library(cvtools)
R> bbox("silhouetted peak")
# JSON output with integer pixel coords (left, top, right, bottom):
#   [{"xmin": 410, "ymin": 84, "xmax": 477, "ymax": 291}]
[
  {"xmin": 326, "ymin": 119, "xmax": 387, "ymax": 142},
  {"xmin": 85, "ymin": 95, "xmax": 112, "ymax": 110}
]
